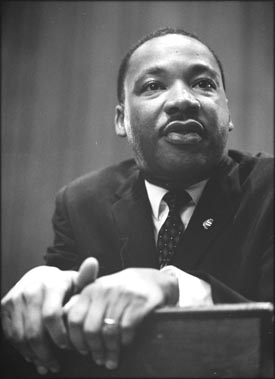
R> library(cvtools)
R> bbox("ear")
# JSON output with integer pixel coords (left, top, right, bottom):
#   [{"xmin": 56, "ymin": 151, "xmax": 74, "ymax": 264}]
[
  {"xmin": 229, "ymin": 117, "xmax": 234, "ymax": 131},
  {"xmin": 226, "ymin": 99, "xmax": 234, "ymax": 132},
  {"xmin": 115, "ymin": 104, "xmax": 127, "ymax": 137}
]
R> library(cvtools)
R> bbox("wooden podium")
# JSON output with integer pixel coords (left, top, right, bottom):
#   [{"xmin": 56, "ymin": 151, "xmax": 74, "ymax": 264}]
[
  {"xmin": 118, "ymin": 302, "xmax": 274, "ymax": 378},
  {"xmin": 51, "ymin": 302, "xmax": 273, "ymax": 378}
]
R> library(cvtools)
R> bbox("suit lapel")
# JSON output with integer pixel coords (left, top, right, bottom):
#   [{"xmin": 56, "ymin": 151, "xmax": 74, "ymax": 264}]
[
  {"xmin": 173, "ymin": 156, "xmax": 242, "ymax": 270},
  {"xmin": 111, "ymin": 170, "xmax": 158, "ymax": 269},
  {"xmin": 111, "ymin": 155, "xmax": 242, "ymax": 271}
]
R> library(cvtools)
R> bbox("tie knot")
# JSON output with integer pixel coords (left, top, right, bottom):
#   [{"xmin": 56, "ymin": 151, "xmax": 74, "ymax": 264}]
[{"xmin": 163, "ymin": 190, "xmax": 191, "ymax": 211}]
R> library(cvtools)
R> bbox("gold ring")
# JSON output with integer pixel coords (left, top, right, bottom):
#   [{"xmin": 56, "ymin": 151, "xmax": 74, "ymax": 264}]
[{"xmin": 103, "ymin": 318, "xmax": 117, "ymax": 326}]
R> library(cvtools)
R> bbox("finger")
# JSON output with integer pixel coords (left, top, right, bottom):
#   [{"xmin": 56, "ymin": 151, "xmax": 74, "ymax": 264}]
[
  {"xmin": 23, "ymin": 288, "xmax": 60, "ymax": 373},
  {"xmin": 101, "ymin": 319, "xmax": 120, "ymax": 370},
  {"xmin": 104, "ymin": 289, "xmax": 142, "ymax": 348},
  {"xmin": 82, "ymin": 291, "xmax": 106, "ymax": 366},
  {"xmin": 121, "ymin": 323, "xmax": 136, "ymax": 346},
  {"xmin": 1, "ymin": 296, "xmax": 24, "ymax": 343},
  {"xmin": 76, "ymin": 257, "xmax": 99, "ymax": 291},
  {"xmin": 63, "ymin": 294, "xmax": 80, "ymax": 314},
  {"xmin": 42, "ymin": 287, "xmax": 72, "ymax": 350},
  {"xmin": 2, "ymin": 295, "xmax": 35, "ymax": 364},
  {"xmin": 100, "ymin": 296, "xmax": 131, "ymax": 370},
  {"xmin": 119, "ymin": 300, "xmax": 150, "ymax": 346},
  {"xmin": 66, "ymin": 293, "xmax": 90, "ymax": 355},
  {"xmin": 26, "ymin": 332, "xmax": 60, "ymax": 375},
  {"xmin": 5, "ymin": 302, "xmax": 55, "ymax": 376}
]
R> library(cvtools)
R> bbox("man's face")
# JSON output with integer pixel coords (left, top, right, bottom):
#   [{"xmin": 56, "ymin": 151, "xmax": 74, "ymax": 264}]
[{"xmin": 115, "ymin": 34, "xmax": 232, "ymax": 187}]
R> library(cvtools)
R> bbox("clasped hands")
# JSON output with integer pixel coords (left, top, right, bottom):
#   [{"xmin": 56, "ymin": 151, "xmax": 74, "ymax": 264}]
[{"xmin": 1, "ymin": 258, "xmax": 179, "ymax": 375}]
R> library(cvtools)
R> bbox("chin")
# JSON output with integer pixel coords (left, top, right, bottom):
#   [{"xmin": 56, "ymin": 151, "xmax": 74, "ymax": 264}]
[{"xmin": 143, "ymin": 154, "xmax": 222, "ymax": 188}]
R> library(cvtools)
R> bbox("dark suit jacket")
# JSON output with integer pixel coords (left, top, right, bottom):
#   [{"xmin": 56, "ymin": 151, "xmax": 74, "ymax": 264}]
[{"xmin": 45, "ymin": 149, "xmax": 274, "ymax": 303}]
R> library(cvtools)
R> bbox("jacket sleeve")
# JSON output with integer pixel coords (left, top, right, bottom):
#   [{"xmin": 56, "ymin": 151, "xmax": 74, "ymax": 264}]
[
  {"xmin": 198, "ymin": 273, "xmax": 250, "ymax": 303},
  {"xmin": 193, "ymin": 230, "xmax": 274, "ymax": 304},
  {"xmin": 255, "ymin": 232, "xmax": 274, "ymax": 302},
  {"xmin": 44, "ymin": 186, "xmax": 81, "ymax": 271}
]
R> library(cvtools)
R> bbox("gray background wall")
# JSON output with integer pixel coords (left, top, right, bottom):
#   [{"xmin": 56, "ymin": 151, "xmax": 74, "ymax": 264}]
[{"xmin": 2, "ymin": 1, "xmax": 273, "ymax": 295}]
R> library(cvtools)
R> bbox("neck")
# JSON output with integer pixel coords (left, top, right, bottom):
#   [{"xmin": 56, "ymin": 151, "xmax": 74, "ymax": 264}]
[{"xmin": 141, "ymin": 155, "xmax": 229, "ymax": 191}]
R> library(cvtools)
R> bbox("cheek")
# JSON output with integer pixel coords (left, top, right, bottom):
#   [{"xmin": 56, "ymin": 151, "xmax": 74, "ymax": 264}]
[
  {"xmin": 205, "ymin": 98, "xmax": 230, "ymax": 129},
  {"xmin": 125, "ymin": 106, "xmax": 154, "ymax": 140},
  {"xmin": 215, "ymin": 98, "xmax": 230, "ymax": 122},
  {"xmin": 123, "ymin": 111, "xmax": 145, "ymax": 151}
]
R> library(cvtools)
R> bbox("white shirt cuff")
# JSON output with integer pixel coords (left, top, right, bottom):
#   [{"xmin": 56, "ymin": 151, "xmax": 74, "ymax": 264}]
[{"xmin": 160, "ymin": 265, "xmax": 213, "ymax": 307}]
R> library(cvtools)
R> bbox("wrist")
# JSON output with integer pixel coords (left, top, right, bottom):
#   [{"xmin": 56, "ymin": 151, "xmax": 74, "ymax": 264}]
[{"xmin": 161, "ymin": 266, "xmax": 214, "ymax": 307}]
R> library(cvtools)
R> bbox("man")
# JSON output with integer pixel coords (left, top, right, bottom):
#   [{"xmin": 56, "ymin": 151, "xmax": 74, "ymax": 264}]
[{"xmin": 1, "ymin": 27, "xmax": 273, "ymax": 376}]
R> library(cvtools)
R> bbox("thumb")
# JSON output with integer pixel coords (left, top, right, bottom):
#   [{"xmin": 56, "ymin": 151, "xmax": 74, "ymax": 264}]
[{"xmin": 75, "ymin": 257, "xmax": 99, "ymax": 291}]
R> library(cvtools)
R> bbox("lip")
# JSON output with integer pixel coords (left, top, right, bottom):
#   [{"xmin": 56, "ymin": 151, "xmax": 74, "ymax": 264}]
[{"xmin": 161, "ymin": 120, "xmax": 204, "ymax": 145}]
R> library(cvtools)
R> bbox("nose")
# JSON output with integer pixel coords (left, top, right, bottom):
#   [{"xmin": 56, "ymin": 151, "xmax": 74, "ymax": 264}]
[{"xmin": 163, "ymin": 83, "xmax": 200, "ymax": 115}]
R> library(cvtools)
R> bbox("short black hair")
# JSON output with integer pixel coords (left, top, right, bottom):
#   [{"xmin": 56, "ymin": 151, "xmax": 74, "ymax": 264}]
[{"xmin": 117, "ymin": 27, "xmax": 226, "ymax": 104}]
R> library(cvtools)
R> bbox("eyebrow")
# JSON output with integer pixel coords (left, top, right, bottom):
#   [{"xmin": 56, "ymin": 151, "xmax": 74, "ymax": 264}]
[
  {"xmin": 134, "ymin": 66, "xmax": 166, "ymax": 83},
  {"xmin": 134, "ymin": 63, "xmax": 220, "ymax": 84},
  {"xmin": 190, "ymin": 63, "xmax": 220, "ymax": 80}
]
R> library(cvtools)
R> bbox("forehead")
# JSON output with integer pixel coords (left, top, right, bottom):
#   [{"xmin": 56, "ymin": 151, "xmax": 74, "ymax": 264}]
[{"xmin": 126, "ymin": 34, "xmax": 220, "ymax": 83}]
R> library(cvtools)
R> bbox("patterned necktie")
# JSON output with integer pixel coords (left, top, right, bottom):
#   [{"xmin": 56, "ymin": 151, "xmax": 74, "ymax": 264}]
[{"xmin": 157, "ymin": 190, "xmax": 191, "ymax": 269}]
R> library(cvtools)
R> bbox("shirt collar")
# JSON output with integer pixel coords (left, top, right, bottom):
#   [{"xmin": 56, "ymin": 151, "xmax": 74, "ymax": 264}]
[{"xmin": 145, "ymin": 178, "xmax": 208, "ymax": 220}]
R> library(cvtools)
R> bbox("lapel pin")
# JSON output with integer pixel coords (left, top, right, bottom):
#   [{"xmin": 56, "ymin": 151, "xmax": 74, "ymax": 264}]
[{"xmin": 202, "ymin": 218, "xmax": 214, "ymax": 230}]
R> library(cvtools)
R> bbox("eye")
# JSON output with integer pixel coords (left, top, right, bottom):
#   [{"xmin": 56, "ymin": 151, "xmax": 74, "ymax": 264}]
[
  {"xmin": 193, "ymin": 79, "xmax": 216, "ymax": 90},
  {"xmin": 142, "ymin": 81, "xmax": 165, "ymax": 92}
]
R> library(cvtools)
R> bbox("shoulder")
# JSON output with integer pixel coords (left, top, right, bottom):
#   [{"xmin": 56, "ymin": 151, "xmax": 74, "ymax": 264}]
[
  {"xmin": 229, "ymin": 149, "xmax": 273, "ymax": 177},
  {"xmin": 56, "ymin": 159, "xmax": 138, "ymax": 204},
  {"xmin": 228, "ymin": 149, "xmax": 274, "ymax": 195}
]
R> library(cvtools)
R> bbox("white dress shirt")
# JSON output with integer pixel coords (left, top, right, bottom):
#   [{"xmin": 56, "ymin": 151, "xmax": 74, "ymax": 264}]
[{"xmin": 144, "ymin": 179, "xmax": 213, "ymax": 307}]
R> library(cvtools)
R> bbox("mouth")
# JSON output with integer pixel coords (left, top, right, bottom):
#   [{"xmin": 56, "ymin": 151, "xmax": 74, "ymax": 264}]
[{"xmin": 161, "ymin": 120, "xmax": 204, "ymax": 145}]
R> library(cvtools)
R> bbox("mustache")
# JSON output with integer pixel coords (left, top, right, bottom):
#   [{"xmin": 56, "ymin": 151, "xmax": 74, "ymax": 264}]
[{"xmin": 160, "ymin": 117, "xmax": 205, "ymax": 136}]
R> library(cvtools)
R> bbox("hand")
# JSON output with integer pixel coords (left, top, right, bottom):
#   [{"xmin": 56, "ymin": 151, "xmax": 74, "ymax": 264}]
[
  {"xmin": 64, "ymin": 267, "xmax": 179, "ymax": 370},
  {"xmin": 1, "ymin": 258, "xmax": 99, "ymax": 375}
]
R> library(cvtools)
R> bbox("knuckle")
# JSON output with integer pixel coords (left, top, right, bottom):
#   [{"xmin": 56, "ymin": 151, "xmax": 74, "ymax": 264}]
[
  {"xmin": 83, "ymin": 324, "xmax": 98, "ymax": 338},
  {"xmin": 120, "ymin": 322, "xmax": 133, "ymax": 333},
  {"xmin": 1, "ymin": 296, "xmax": 11, "ymax": 308},
  {"xmin": 22, "ymin": 285, "xmax": 44, "ymax": 305},
  {"xmin": 1, "ymin": 314, "xmax": 11, "ymax": 331},
  {"xmin": 7, "ymin": 329, "xmax": 25, "ymax": 344},
  {"xmin": 26, "ymin": 332, "xmax": 40, "ymax": 346},
  {"xmin": 67, "ymin": 311, "xmax": 83, "ymax": 327},
  {"xmin": 42, "ymin": 308, "xmax": 61, "ymax": 325},
  {"xmin": 91, "ymin": 279, "xmax": 111, "ymax": 294},
  {"xmin": 102, "ymin": 325, "xmax": 119, "ymax": 337},
  {"xmin": 24, "ymin": 327, "xmax": 42, "ymax": 346},
  {"xmin": 2, "ymin": 294, "xmax": 20, "ymax": 312},
  {"xmin": 83, "ymin": 329, "xmax": 102, "ymax": 349},
  {"xmin": 82, "ymin": 284, "xmax": 96, "ymax": 297}
]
